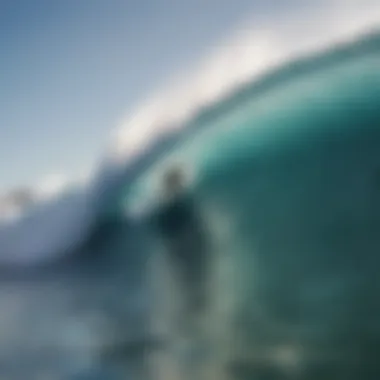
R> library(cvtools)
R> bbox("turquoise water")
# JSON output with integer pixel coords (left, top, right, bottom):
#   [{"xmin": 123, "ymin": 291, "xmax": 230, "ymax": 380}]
[
  {"xmin": 127, "ymin": 32, "xmax": 380, "ymax": 204},
  {"xmin": 123, "ymin": 31, "xmax": 380, "ymax": 379}
]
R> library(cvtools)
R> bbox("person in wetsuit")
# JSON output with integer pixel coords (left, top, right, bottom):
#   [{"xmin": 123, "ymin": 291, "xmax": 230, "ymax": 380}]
[{"xmin": 149, "ymin": 166, "xmax": 209, "ymax": 320}]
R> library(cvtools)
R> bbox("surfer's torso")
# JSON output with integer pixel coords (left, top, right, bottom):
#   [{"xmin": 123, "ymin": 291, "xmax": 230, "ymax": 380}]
[{"xmin": 150, "ymin": 193, "xmax": 201, "ymax": 241}]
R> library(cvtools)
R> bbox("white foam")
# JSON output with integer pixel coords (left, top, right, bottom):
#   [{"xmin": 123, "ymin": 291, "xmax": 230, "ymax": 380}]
[
  {"xmin": 111, "ymin": 1, "xmax": 380, "ymax": 165},
  {"xmin": 0, "ymin": 188, "xmax": 93, "ymax": 266}
]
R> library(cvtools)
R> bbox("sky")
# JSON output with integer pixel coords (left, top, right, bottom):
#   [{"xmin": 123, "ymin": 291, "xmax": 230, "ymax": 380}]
[
  {"xmin": 0, "ymin": 0, "xmax": 378, "ymax": 194},
  {"xmin": 0, "ymin": 0, "xmax": 287, "ymax": 192}
]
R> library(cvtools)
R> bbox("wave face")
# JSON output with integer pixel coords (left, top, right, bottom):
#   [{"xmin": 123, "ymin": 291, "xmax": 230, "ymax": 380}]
[
  {"xmin": 127, "ymin": 31, "xmax": 380, "ymax": 379},
  {"xmin": 0, "ymin": 30, "xmax": 379, "ymax": 378}
]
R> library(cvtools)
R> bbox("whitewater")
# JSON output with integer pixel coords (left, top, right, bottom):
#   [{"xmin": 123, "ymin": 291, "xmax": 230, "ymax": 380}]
[{"xmin": 0, "ymin": 2, "xmax": 379, "ymax": 379}]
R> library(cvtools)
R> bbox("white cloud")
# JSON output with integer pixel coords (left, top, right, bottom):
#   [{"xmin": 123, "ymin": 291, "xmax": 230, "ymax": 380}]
[
  {"xmin": 0, "ymin": 170, "xmax": 94, "ymax": 225},
  {"xmin": 33, "ymin": 174, "xmax": 70, "ymax": 202},
  {"xmin": 32, "ymin": 168, "xmax": 94, "ymax": 203}
]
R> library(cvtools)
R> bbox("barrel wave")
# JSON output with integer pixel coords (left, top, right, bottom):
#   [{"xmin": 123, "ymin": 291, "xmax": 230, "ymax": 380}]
[{"xmin": 0, "ymin": 29, "xmax": 379, "ymax": 379}]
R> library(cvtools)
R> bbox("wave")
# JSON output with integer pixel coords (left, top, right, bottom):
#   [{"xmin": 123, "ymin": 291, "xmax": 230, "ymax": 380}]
[
  {"xmin": 95, "ymin": 28, "xmax": 380, "ymax": 218},
  {"xmin": 0, "ymin": 6, "xmax": 379, "ymax": 267},
  {"xmin": 110, "ymin": 1, "xmax": 380, "ymax": 164}
]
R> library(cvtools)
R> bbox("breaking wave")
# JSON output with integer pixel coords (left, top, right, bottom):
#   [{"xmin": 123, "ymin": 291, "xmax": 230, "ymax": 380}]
[{"xmin": 0, "ymin": 2, "xmax": 378, "ymax": 266}]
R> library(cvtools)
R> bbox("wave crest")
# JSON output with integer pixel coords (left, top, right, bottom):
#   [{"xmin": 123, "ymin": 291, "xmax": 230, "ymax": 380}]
[{"xmin": 111, "ymin": 1, "xmax": 380, "ymax": 164}]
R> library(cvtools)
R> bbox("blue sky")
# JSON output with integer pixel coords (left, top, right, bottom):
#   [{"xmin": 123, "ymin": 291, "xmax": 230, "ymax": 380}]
[{"xmin": 0, "ymin": 0, "xmax": 287, "ymax": 191}]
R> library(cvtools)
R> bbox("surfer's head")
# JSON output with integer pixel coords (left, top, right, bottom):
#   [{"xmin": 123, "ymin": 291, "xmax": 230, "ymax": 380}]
[{"xmin": 162, "ymin": 166, "xmax": 185, "ymax": 196}]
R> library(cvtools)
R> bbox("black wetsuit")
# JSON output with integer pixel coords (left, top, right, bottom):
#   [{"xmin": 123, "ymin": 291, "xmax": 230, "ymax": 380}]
[{"xmin": 149, "ymin": 193, "xmax": 209, "ymax": 313}]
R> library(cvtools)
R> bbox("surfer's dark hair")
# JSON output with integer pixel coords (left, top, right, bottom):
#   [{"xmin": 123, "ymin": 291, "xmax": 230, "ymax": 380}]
[{"xmin": 163, "ymin": 165, "xmax": 186, "ymax": 190}]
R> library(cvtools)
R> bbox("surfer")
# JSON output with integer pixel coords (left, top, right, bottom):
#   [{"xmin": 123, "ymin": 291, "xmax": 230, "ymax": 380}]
[{"xmin": 149, "ymin": 166, "xmax": 210, "ymax": 328}]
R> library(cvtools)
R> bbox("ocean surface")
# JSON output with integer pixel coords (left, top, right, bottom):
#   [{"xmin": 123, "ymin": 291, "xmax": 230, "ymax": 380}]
[{"xmin": 0, "ymin": 30, "xmax": 379, "ymax": 379}]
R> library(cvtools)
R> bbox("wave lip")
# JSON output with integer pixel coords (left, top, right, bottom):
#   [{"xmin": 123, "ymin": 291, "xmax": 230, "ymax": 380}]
[{"xmin": 111, "ymin": 1, "xmax": 380, "ymax": 166}]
